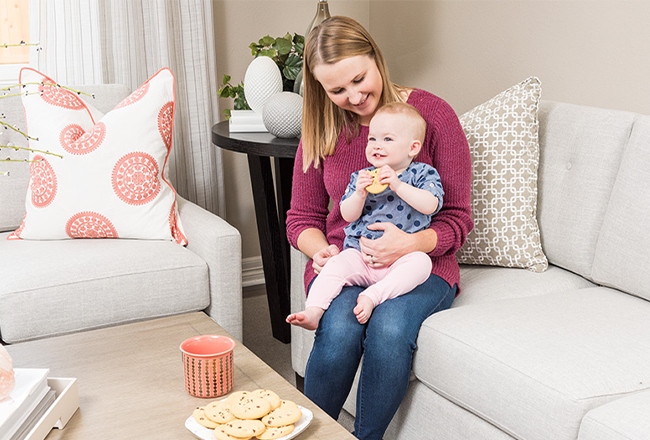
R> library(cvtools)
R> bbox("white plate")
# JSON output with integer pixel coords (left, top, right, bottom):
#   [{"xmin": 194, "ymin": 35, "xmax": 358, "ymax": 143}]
[{"xmin": 185, "ymin": 404, "xmax": 313, "ymax": 440}]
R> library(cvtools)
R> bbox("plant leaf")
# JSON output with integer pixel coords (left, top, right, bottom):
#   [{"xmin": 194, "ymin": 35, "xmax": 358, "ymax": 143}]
[
  {"xmin": 293, "ymin": 36, "xmax": 304, "ymax": 57},
  {"xmin": 283, "ymin": 54, "xmax": 303, "ymax": 80},
  {"xmin": 274, "ymin": 37, "xmax": 292, "ymax": 56},
  {"xmin": 259, "ymin": 48, "xmax": 276, "ymax": 58},
  {"xmin": 260, "ymin": 35, "xmax": 275, "ymax": 46}
]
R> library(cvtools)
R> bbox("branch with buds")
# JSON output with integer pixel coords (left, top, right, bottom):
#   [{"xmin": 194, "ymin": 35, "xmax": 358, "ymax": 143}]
[
  {"xmin": 0, "ymin": 40, "xmax": 42, "ymax": 50},
  {"xmin": 1, "ymin": 81, "xmax": 95, "ymax": 170}
]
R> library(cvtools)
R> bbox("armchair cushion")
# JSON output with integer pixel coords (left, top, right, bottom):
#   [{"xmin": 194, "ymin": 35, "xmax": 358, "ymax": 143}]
[{"xmin": 0, "ymin": 233, "xmax": 209, "ymax": 343}]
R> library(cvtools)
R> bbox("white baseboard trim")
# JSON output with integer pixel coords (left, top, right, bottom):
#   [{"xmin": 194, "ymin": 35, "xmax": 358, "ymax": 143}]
[{"xmin": 242, "ymin": 256, "xmax": 265, "ymax": 287}]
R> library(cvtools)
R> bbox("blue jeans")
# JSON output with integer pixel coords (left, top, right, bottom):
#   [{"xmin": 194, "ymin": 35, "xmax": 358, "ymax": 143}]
[{"xmin": 304, "ymin": 274, "xmax": 457, "ymax": 440}]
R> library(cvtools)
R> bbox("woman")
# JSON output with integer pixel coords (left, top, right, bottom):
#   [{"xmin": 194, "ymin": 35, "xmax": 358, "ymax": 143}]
[{"xmin": 286, "ymin": 16, "xmax": 473, "ymax": 440}]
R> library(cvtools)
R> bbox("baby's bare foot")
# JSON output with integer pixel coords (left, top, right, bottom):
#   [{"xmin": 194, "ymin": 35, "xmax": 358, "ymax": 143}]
[
  {"xmin": 286, "ymin": 307, "xmax": 325, "ymax": 331},
  {"xmin": 353, "ymin": 295, "xmax": 375, "ymax": 324}
]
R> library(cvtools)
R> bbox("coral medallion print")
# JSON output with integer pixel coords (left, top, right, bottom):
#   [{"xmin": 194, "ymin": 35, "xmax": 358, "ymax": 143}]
[
  {"xmin": 30, "ymin": 155, "xmax": 57, "ymax": 208},
  {"xmin": 66, "ymin": 212, "xmax": 119, "ymax": 238},
  {"xmin": 112, "ymin": 152, "xmax": 161, "ymax": 205},
  {"xmin": 39, "ymin": 83, "xmax": 85, "ymax": 110},
  {"xmin": 158, "ymin": 101, "xmax": 174, "ymax": 151},
  {"xmin": 115, "ymin": 81, "xmax": 150, "ymax": 109},
  {"xmin": 59, "ymin": 122, "xmax": 106, "ymax": 155},
  {"xmin": 169, "ymin": 202, "xmax": 188, "ymax": 246}
]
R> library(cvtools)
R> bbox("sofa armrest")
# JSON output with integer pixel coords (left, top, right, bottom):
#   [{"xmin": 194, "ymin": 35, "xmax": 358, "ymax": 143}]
[
  {"xmin": 290, "ymin": 247, "xmax": 314, "ymax": 377},
  {"xmin": 177, "ymin": 196, "xmax": 243, "ymax": 341}
]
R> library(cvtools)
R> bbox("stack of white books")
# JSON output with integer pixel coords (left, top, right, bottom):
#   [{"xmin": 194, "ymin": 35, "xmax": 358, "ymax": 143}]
[
  {"xmin": 0, "ymin": 369, "xmax": 55, "ymax": 440},
  {"xmin": 229, "ymin": 110, "xmax": 268, "ymax": 133}
]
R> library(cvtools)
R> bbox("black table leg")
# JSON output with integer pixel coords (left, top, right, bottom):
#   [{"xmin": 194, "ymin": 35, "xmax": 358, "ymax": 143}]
[
  {"xmin": 247, "ymin": 154, "xmax": 291, "ymax": 343},
  {"xmin": 274, "ymin": 157, "xmax": 295, "ymax": 284}
]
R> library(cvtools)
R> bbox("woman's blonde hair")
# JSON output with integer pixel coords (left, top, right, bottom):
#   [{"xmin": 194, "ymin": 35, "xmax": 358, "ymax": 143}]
[{"xmin": 301, "ymin": 16, "xmax": 408, "ymax": 171}]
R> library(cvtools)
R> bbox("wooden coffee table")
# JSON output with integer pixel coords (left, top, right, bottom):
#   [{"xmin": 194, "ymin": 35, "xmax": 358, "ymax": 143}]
[{"xmin": 6, "ymin": 312, "xmax": 354, "ymax": 439}]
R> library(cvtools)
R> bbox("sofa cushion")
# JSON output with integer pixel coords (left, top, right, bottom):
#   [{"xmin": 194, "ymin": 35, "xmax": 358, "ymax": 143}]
[
  {"xmin": 537, "ymin": 102, "xmax": 636, "ymax": 280},
  {"xmin": 10, "ymin": 68, "xmax": 186, "ymax": 244},
  {"xmin": 0, "ymin": 232, "xmax": 209, "ymax": 343},
  {"xmin": 457, "ymin": 77, "xmax": 548, "ymax": 272},
  {"xmin": 386, "ymin": 380, "xmax": 516, "ymax": 440},
  {"xmin": 414, "ymin": 287, "xmax": 650, "ymax": 440},
  {"xmin": 455, "ymin": 264, "xmax": 595, "ymax": 308},
  {"xmin": 592, "ymin": 114, "xmax": 650, "ymax": 302},
  {"xmin": 578, "ymin": 389, "xmax": 650, "ymax": 440},
  {"xmin": 0, "ymin": 84, "xmax": 130, "ymax": 232}
]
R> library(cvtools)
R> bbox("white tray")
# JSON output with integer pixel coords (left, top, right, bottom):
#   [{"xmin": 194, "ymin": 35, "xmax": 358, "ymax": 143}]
[{"xmin": 26, "ymin": 378, "xmax": 79, "ymax": 440}]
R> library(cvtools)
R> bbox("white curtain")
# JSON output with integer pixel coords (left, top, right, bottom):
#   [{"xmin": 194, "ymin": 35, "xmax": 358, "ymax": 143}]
[{"xmin": 37, "ymin": 0, "xmax": 225, "ymax": 216}]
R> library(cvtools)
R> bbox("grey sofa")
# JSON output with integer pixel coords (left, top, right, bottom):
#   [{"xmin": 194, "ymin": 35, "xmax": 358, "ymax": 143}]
[
  {"xmin": 0, "ymin": 84, "xmax": 243, "ymax": 344},
  {"xmin": 290, "ymin": 100, "xmax": 650, "ymax": 440}
]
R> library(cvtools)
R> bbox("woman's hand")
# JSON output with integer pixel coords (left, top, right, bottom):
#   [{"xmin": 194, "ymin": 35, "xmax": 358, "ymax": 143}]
[
  {"xmin": 312, "ymin": 244, "xmax": 340, "ymax": 274},
  {"xmin": 359, "ymin": 223, "xmax": 437, "ymax": 268}
]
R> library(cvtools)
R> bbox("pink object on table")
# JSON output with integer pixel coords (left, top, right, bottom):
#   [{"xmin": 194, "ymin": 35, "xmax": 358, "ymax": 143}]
[
  {"xmin": 180, "ymin": 335, "xmax": 235, "ymax": 398},
  {"xmin": 0, "ymin": 345, "xmax": 15, "ymax": 401}
]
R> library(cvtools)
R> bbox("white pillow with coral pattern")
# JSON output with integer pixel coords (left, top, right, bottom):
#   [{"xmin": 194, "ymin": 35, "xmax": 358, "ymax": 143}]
[{"xmin": 9, "ymin": 67, "xmax": 186, "ymax": 245}]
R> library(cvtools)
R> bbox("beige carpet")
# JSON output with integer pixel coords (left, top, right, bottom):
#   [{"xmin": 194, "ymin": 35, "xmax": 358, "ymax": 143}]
[{"xmin": 242, "ymin": 284, "xmax": 295, "ymax": 385}]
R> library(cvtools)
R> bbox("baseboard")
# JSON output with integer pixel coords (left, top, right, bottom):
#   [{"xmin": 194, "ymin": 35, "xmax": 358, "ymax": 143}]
[{"xmin": 242, "ymin": 256, "xmax": 265, "ymax": 287}]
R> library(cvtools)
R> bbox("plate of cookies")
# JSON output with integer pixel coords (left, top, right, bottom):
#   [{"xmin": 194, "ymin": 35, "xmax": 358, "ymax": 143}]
[{"xmin": 186, "ymin": 389, "xmax": 313, "ymax": 440}]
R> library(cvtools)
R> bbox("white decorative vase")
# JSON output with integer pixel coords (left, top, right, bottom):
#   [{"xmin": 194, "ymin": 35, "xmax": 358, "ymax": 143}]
[
  {"xmin": 244, "ymin": 57, "xmax": 283, "ymax": 113},
  {"xmin": 263, "ymin": 92, "xmax": 303, "ymax": 138}
]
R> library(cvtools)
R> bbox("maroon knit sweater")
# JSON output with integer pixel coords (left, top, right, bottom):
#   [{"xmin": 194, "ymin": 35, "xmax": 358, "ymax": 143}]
[{"xmin": 286, "ymin": 89, "xmax": 473, "ymax": 291}]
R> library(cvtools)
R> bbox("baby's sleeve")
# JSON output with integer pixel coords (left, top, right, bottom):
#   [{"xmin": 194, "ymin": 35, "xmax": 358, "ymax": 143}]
[
  {"xmin": 416, "ymin": 163, "xmax": 445, "ymax": 214},
  {"xmin": 340, "ymin": 171, "xmax": 360, "ymax": 205}
]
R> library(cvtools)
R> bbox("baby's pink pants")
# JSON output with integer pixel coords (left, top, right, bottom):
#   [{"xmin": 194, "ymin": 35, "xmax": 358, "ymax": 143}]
[{"xmin": 305, "ymin": 248, "xmax": 433, "ymax": 310}]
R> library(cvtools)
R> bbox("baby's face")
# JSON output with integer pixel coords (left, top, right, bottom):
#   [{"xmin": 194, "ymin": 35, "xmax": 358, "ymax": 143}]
[{"xmin": 366, "ymin": 112, "xmax": 417, "ymax": 172}]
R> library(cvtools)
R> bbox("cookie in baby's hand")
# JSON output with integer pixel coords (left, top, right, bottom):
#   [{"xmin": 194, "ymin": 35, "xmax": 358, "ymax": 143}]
[{"xmin": 365, "ymin": 168, "xmax": 388, "ymax": 194}]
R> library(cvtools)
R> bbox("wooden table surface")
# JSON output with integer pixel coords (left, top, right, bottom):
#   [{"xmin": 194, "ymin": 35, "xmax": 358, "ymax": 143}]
[{"xmin": 7, "ymin": 312, "xmax": 354, "ymax": 440}]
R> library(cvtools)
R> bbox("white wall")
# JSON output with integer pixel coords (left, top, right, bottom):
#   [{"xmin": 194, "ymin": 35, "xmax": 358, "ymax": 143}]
[{"xmin": 371, "ymin": 1, "xmax": 650, "ymax": 115}]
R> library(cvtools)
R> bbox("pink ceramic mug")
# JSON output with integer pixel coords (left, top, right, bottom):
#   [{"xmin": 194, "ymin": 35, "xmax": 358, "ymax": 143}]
[{"xmin": 180, "ymin": 335, "xmax": 235, "ymax": 398}]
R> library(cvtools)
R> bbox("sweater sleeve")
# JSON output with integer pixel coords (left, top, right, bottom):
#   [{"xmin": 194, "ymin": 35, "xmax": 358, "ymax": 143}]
[
  {"xmin": 414, "ymin": 93, "xmax": 474, "ymax": 257},
  {"xmin": 285, "ymin": 141, "xmax": 331, "ymax": 249}
]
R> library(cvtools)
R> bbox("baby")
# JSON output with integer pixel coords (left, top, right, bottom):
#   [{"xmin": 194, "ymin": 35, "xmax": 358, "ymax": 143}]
[{"xmin": 287, "ymin": 102, "xmax": 444, "ymax": 330}]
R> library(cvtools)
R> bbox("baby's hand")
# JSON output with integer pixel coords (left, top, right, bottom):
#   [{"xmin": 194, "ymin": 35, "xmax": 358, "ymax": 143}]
[
  {"xmin": 377, "ymin": 165, "xmax": 402, "ymax": 191},
  {"xmin": 356, "ymin": 170, "xmax": 374, "ymax": 194},
  {"xmin": 312, "ymin": 244, "xmax": 340, "ymax": 274}
]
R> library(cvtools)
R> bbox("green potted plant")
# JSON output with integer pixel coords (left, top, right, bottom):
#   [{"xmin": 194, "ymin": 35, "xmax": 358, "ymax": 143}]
[{"xmin": 219, "ymin": 32, "xmax": 304, "ymax": 118}]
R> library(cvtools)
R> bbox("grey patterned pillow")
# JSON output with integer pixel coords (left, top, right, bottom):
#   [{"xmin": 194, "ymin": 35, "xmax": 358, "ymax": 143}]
[{"xmin": 457, "ymin": 77, "xmax": 548, "ymax": 272}]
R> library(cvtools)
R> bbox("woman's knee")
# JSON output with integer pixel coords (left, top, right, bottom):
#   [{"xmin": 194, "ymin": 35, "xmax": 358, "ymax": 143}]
[{"xmin": 315, "ymin": 286, "xmax": 365, "ymax": 340}]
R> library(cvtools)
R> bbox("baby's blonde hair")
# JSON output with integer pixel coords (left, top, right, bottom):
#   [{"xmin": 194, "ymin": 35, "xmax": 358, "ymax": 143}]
[
  {"xmin": 301, "ymin": 16, "xmax": 408, "ymax": 171},
  {"xmin": 373, "ymin": 102, "xmax": 426, "ymax": 145}
]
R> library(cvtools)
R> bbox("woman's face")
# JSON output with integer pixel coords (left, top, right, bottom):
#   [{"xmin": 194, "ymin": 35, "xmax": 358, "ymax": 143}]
[{"xmin": 311, "ymin": 54, "xmax": 383, "ymax": 126}]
